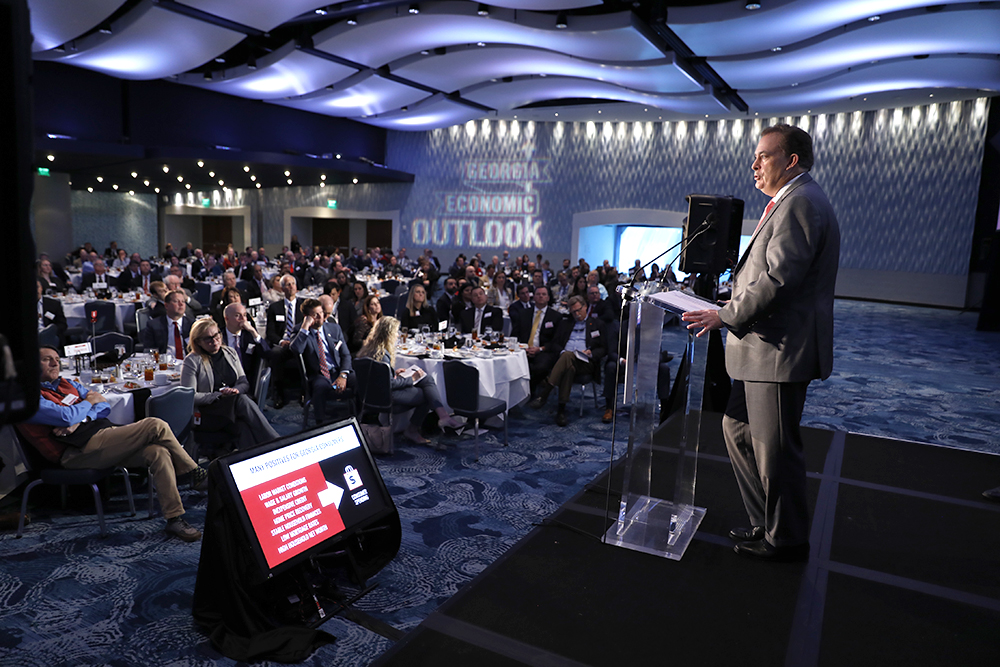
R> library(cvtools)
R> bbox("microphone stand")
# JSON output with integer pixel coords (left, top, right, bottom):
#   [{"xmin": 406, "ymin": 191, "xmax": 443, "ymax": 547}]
[{"xmin": 619, "ymin": 220, "xmax": 711, "ymax": 303}]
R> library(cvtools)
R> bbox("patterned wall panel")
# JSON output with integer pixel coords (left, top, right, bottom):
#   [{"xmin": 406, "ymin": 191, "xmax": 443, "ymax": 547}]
[
  {"xmin": 254, "ymin": 99, "xmax": 987, "ymax": 275},
  {"xmin": 70, "ymin": 191, "xmax": 158, "ymax": 258}
]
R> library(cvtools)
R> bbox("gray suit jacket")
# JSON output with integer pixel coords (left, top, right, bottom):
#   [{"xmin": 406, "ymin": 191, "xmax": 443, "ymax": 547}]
[
  {"xmin": 180, "ymin": 346, "xmax": 250, "ymax": 407},
  {"xmin": 719, "ymin": 172, "xmax": 840, "ymax": 383}
]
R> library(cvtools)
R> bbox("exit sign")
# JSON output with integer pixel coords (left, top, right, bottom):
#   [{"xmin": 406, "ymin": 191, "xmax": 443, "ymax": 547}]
[
  {"xmin": 37, "ymin": 167, "xmax": 50, "ymax": 176},
  {"xmin": 201, "ymin": 198, "xmax": 211, "ymax": 207},
  {"xmin": 327, "ymin": 199, "xmax": 338, "ymax": 209}
]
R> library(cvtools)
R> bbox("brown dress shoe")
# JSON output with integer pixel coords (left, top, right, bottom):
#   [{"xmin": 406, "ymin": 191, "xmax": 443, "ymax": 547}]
[{"xmin": 602, "ymin": 408, "xmax": 613, "ymax": 423}]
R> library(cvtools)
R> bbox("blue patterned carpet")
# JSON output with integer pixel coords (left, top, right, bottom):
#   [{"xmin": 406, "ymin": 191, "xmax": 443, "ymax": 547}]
[{"xmin": 0, "ymin": 299, "xmax": 998, "ymax": 666}]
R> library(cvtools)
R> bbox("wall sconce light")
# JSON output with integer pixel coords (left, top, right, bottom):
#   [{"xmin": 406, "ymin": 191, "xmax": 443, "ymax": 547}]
[{"xmin": 556, "ymin": 13, "xmax": 567, "ymax": 29}]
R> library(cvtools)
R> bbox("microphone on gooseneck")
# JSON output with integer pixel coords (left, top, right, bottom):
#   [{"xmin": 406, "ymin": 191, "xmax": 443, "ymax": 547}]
[
  {"xmin": 659, "ymin": 217, "xmax": 716, "ymax": 288},
  {"xmin": 619, "ymin": 221, "xmax": 708, "ymax": 301}
]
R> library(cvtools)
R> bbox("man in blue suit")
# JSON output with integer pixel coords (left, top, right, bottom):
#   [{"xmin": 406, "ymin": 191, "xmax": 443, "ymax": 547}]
[
  {"xmin": 290, "ymin": 298, "xmax": 354, "ymax": 424},
  {"xmin": 141, "ymin": 290, "xmax": 194, "ymax": 357}
]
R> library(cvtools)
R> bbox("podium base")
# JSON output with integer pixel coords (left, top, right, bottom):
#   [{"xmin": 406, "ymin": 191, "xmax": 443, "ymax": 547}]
[{"xmin": 604, "ymin": 496, "xmax": 706, "ymax": 561}]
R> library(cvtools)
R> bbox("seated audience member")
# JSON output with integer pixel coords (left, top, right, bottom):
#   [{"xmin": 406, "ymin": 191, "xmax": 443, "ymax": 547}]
[
  {"xmin": 166, "ymin": 265, "xmax": 196, "ymax": 293},
  {"xmin": 222, "ymin": 302, "xmax": 270, "ymax": 382},
  {"xmin": 116, "ymin": 259, "xmax": 142, "ymax": 292},
  {"xmin": 178, "ymin": 242, "xmax": 194, "ymax": 259},
  {"xmin": 602, "ymin": 321, "xmax": 671, "ymax": 424},
  {"xmin": 20, "ymin": 346, "xmax": 203, "ymax": 541},
  {"xmin": 449, "ymin": 255, "xmax": 467, "ymax": 281},
  {"xmin": 146, "ymin": 280, "xmax": 168, "ymax": 318},
  {"xmin": 357, "ymin": 317, "xmax": 462, "ymax": 445},
  {"xmin": 411, "ymin": 257, "xmax": 439, "ymax": 297},
  {"xmin": 508, "ymin": 284, "xmax": 533, "ymax": 338},
  {"xmin": 246, "ymin": 264, "xmax": 268, "ymax": 301},
  {"xmin": 104, "ymin": 241, "xmax": 119, "ymax": 259},
  {"xmin": 181, "ymin": 318, "xmax": 279, "ymax": 450},
  {"xmin": 628, "ymin": 259, "xmax": 646, "ymax": 281},
  {"xmin": 36, "ymin": 282, "xmax": 68, "ymax": 345},
  {"xmin": 569, "ymin": 275, "xmax": 589, "ymax": 302},
  {"xmin": 79, "ymin": 259, "xmax": 112, "ymax": 292},
  {"xmin": 135, "ymin": 260, "xmax": 160, "ymax": 294},
  {"xmin": 587, "ymin": 270, "xmax": 609, "ymax": 300},
  {"xmin": 486, "ymin": 272, "xmax": 513, "ymax": 311},
  {"xmin": 209, "ymin": 271, "xmax": 244, "ymax": 314},
  {"xmin": 263, "ymin": 275, "xmax": 284, "ymax": 304},
  {"xmin": 321, "ymin": 286, "xmax": 355, "ymax": 340},
  {"xmin": 290, "ymin": 298, "xmax": 354, "ymax": 423},
  {"xmin": 450, "ymin": 282, "xmax": 475, "ymax": 323},
  {"xmin": 265, "ymin": 274, "xmax": 305, "ymax": 408},
  {"xmin": 529, "ymin": 296, "xmax": 607, "ymax": 426},
  {"xmin": 551, "ymin": 271, "xmax": 572, "ymax": 305},
  {"xmin": 37, "ymin": 258, "xmax": 67, "ymax": 294},
  {"xmin": 398, "ymin": 284, "xmax": 439, "ymax": 331},
  {"xmin": 162, "ymin": 243, "xmax": 177, "ymax": 260},
  {"xmin": 460, "ymin": 287, "xmax": 504, "ymax": 336},
  {"xmin": 141, "ymin": 290, "xmax": 194, "ymax": 357},
  {"xmin": 111, "ymin": 248, "xmax": 130, "ymax": 271},
  {"xmin": 516, "ymin": 285, "xmax": 565, "ymax": 391},
  {"xmin": 213, "ymin": 285, "xmax": 243, "ymax": 330},
  {"xmin": 586, "ymin": 285, "xmax": 614, "ymax": 324},
  {"xmin": 164, "ymin": 274, "xmax": 202, "ymax": 310},
  {"xmin": 435, "ymin": 277, "xmax": 459, "ymax": 324},
  {"xmin": 350, "ymin": 294, "xmax": 383, "ymax": 355},
  {"xmin": 353, "ymin": 282, "xmax": 373, "ymax": 314},
  {"xmin": 203, "ymin": 254, "xmax": 223, "ymax": 278}
]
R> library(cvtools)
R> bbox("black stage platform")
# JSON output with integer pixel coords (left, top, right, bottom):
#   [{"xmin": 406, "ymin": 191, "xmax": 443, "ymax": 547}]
[{"xmin": 372, "ymin": 413, "xmax": 1000, "ymax": 667}]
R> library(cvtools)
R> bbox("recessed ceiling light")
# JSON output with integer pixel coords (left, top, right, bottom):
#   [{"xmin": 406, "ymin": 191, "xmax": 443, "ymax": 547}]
[
  {"xmin": 555, "ymin": 13, "xmax": 567, "ymax": 29},
  {"xmin": 143, "ymin": 180, "xmax": 150, "ymax": 186},
  {"xmin": 250, "ymin": 175, "xmax": 256, "ymax": 181},
  {"xmin": 87, "ymin": 187, "xmax": 93, "ymax": 192},
  {"xmin": 315, "ymin": 8, "xmax": 327, "ymax": 15},
  {"xmin": 284, "ymin": 170, "xmax": 290, "ymax": 177},
  {"xmin": 929, "ymin": 93, "xmax": 934, "ymax": 98},
  {"xmin": 408, "ymin": 4, "xmax": 419, "ymax": 14},
  {"xmin": 346, "ymin": 16, "xmax": 358, "ymax": 26},
  {"xmin": 208, "ymin": 171, "xmax": 215, "ymax": 177},
  {"xmin": 352, "ymin": 178, "xmax": 358, "ymax": 184},
  {"xmin": 335, "ymin": 154, "xmax": 341, "ymax": 159},
  {"xmin": 476, "ymin": 42, "xmax": 486, "ymax": 47},
  {"xmin": 112, "ymin": 184, "xmax": 118, "ymax": 190},
  {"xmin": 243, "ymin": 165, "xmax": 250, "ymax": 172},
  {"xmin": 176, "ymin": 175, "xmax": 183, "ymax": 182},
  {"xmin": 96, "ymin": 176, "xmax": 104, "ymax": 183},
  {"xmin": 745, "ymin": 3, "xmax": 761, "ymax": 9},
  {"xmin": 478, "ymin": 4, "xmax": 489, "ymax": 16},
  {"xmin": 771, "ymin": 46, "xmax": 782, "ymax": 52},
  {"xmin": 554, "ymin": 113, "xmax": 559, "ymax": 117},
  {"xmin": 162, "ymin": 165, "xmax": 169, "ymax": 173},
  {"xmin": 219, "ymin": 180, "xmax": 224, "ymax": 186},
  {"xmin": 185, "ymin": 183, "xmax": 191, "ymax": 190},
  {"xmin": 320, "ymin": 174, "xmax": 326, "ymax": 181},
  {"xmin": 868, "ymin": 15, "xmax": 880, "ymax": 22},
  {"xmin": 255, "ymin": 183, "xmax": 261, "ymax": 188},
  {"xmin": 197, "ymin": 160, "xmax": 204, "ymax": 167},
  {"xmin": 128, "ymin": 190, "xmax": 134, "ymax": 195},
  {"xmin": 154, "ymin": 187, "xmax": 159, "ymax": 193},
  {"xmin": 287, "ymin": 179, "xmax": 293, "ymax": 185},
  {"xmin": 46, "ymin": 154, "xmax": 55, "ymax": 162}
]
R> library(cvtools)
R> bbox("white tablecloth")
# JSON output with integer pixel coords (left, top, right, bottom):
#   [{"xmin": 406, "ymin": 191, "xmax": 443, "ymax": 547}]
[
  {"xmin": 394, "ymin": 350, "xmax": 530, "ymax": 412},
  {"xmin": 61, "ymin": 299, "xmax": 138, "ymax": 333}
]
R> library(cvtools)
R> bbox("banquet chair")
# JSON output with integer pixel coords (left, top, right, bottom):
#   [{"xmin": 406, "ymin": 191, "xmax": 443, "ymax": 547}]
[
  {"xmin": 13, "ymin": 429, "xmax": 136, "ymax": 538},
  {"xmin": 193, "ymin": 283, "xmax": 212, "ymax": 308},
  {"xmin": 145, "ymin": 386, "xmax": 195, "ymax": 516},
  {"xmin": 90, "ymin": 331, "xmax": 134, "ymax": 359},
  {"xmin": 253, "ymin": 363, "xmax": 271, "ymax": 409},
  {"xmin": 83, "ymin": 300, "xmax": 118, "ymax": 335},
  {"xmin": 354, "ymin": 358, "xmax": 407, "ymax": 440},
  {"xmin": 381, "ymin": 279, "xmax": 400, "ymax": 295},
  {"xmin": 297, "ymin": 354, "xmax": 353, "ymax": 428},
  {"xmin": 572, "ymin": 372, "xmax": 601, "ymax": 416},
  {"xmin": 442, "ymin": 360, "xmax": 508, "ymax": 461},
  {"xmin": 38, "ymin": 324, "xmax": 60, "ymax": 349},
  {"xmin": 133, "ymin": 307, "xmax": 152, "ymax": 351},
  {"xmin": 45, "ymin": 296, "xmax": 84, "ymax": 343}
]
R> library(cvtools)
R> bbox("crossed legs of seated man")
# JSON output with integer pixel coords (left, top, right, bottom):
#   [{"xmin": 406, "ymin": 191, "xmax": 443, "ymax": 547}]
[
  {"xmin": 310, "ymin": 373, "xmax": 356, "ymax": 425},
  {"xmin": 530, "ymin": 351, "xmax": 590, "ymax": 427},
  {"xmin": 602, "ymin": 357, "xmax": 672, "ymax": 423},
  {"xmin": 62, "ymin": 419, "xmax": 203, "ymax": 541}
]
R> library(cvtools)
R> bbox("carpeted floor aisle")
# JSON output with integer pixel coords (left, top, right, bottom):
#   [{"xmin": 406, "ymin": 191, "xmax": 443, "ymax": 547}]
[{"xmin": 0, "ymin": 299, "xmax": 998, "ymax": 666}]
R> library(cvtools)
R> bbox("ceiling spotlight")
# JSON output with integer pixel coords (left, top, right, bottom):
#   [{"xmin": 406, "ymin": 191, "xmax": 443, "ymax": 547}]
[
  {"xmin": 284, "ymin": 170, "xmax": 290, "ymax": 176},
  {"xmin": 128, "ymin": 190, "xmax": 135, "ymax": 195},
  {"xmin": 219, "ymin": 180, "xmax": 224, "ymax": 186},
  {"xmin": 771, "ymin": 46, "xmax": 782, "ymax": 52},
  {"xmin": 335, "ymin": 154, "xmax": 341, "ymax": 159},
  {"xmin": 476, "ymin": 41, "xmax": 486, "ymax": 47},
  {"xmin": 143, "ymin": 180, "xmax": 150, "ymax": 186},
  {"xmin": 346, "ymin": 16, "xmax": 358, "ymax": 25},
  {"xmin": 185, "ymin": 183, "xmax": 191, "ymax": 190},
  {"xmin": 247, "ymin": 56, "xmax": 257, "ymax": 70},
  {"xmin": 320, "ymin": 174, "xmax": 326, "ymax": 181},
  {"xmin": 477, "ymin": 4, "xmax": 489, "ymax": 16},
  {"xmin": 409, "ymin": 4, "xmax": 419, "ymax": 14},
  {"xmin": 87, "ymin": 187, "xmax": 93, "ymax": 193},
  {"xmin": 214, "ymin": 57, "xmax": 225, "ymax": 64},
  {"xmin": 868, "ymin": 15, "xmax": 880, "ymax": 22},
  {"xmin": 287, "ymin": 179, "xmax": 293, "ymax": 185},
  {"xmin": 98, "ymin": 26, "xmax": 112, "ymax": 35},
  {"xmin": 208, "ymin": 171, "xmax": 215, "ymax": 177},
  {"xmin": 162, "ymin": 165, "xmax": 169, "ymax": 173},
  {"xmin": 46, "ymin": 154, "xmax": 55, "ymax": 162},
  {"xmin": 130, "ymin": 171, "xmax": 137, "ymax": 178},
  {"xmin": 197, "ymin": 160, "xmax": 204, "ymax": 167},
  {"xmin": 320, "ymin": 182, "xmax": 326, "ymax": 188},
  {"xmin": 250, "ymin": 175, "xmax": 256, "ymax": 181},
  {"xmin": 154, "ymin": 187, "xmax": 160, "ymax": 193},
  {"xmin": 352, "ymin": 177, "xmax": 358, "ymax": 184},
  {"xmin": 112, "ymin": 184, "xmax": 118, "ymax": 190},
  {"xmin": 176, "ymin": 175, "xmax": 183, "ymax": 182},
  {"xmin": 243, "ymin": 165, "xmax": 250, "ymax": 172},
  {"xmin": 420, "ymin": 50, "xmax": 430, "ymax": 55},
  {"xmin": 745, "ymin": 3, "xmax": 761, "ymax": 9},
  {"xmin": 96, "ymin": 176, "xmax": 104, "ymax": 183},
  {"xmin": 203, "ymin": 71, "xmax": 213, "ymax": 81},
  {"xmin": 255, "ymin": 183, "xmax": 261, "ymax": 188},
  {"xmin": 315, "ymin": 8, "xmax": 328, "ymax": 15},
  {"xmin": 555, "ymin": 13, "xmax": 567, "ymax": 29}
]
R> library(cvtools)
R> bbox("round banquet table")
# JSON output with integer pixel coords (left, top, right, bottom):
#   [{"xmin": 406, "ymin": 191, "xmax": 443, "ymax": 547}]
[{"xmin": 60, "ymin": 296, "xmax": 139, "ymax": 333}]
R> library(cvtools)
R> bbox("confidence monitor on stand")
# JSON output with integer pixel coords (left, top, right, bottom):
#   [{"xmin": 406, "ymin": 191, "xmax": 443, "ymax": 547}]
[{"xmin": 680, "ymin": 194, "xmax": 744, "ymax": 275}]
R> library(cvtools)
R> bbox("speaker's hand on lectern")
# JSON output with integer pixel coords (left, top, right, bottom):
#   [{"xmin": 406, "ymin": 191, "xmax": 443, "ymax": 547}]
[{"xmin": 681, "ymin": 310, "xmax": 723, "ymax": 338}]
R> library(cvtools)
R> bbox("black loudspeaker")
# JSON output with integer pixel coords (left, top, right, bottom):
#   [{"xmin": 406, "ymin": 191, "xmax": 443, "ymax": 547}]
[
  {"xmin": 0, "ymin": 0, "xmax": 39, "ymax": 425},
  {"xmin": 679, "ymin": 194, "xmax": 744, "ymax": 275}
]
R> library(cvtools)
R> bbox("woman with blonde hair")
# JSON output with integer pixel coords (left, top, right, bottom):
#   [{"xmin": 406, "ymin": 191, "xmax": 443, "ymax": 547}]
[
  {"xmin": 181, "ymin": 318, "xmax": 278, "ymax": 449},
  {"xmin": 397, "ymin": 284, "xmax": 439, "ymax": 330},
  {"xmin": 358, "ymin": 317, "xmax": 461, "ymax": 445}
]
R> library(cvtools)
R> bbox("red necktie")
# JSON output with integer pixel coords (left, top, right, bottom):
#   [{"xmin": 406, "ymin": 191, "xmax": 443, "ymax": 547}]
[
  {"xmin": 755, "ymin": 200, "xmax": 776, "ymax": 235},
  {"xmin": 317, "ymin": 331, "xmax": 330, "ymax": 380},
  {"xmin": 174, "ymin": 322, "xmax": 185, "ymax": 360}
]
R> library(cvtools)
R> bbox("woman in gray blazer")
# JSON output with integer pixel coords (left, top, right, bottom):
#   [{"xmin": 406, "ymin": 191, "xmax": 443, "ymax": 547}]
[{"xmin": 181, "ymin": 318, "xmax": 279, "ymax": 450}]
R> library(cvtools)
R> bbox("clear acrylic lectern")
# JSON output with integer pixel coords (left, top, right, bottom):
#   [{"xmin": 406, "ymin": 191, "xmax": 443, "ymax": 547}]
[{"xmin": 603, "ymin": 282, "xmax": 710, "ymax": 561}]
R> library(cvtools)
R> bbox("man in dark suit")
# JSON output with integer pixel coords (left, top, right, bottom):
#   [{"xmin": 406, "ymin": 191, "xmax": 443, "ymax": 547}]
[
  {"xmin": 79, "ymin": 259, "xmax": 113, "ymax": 293},
  {"xmin": 246, "ymin": 264, "xmax": 268, "ymax": 302},
  {"xmin": 116, "ymin": 259, "xmax": 142, "ymax": 292},
  {"xmin": 515, "ymin": 285, "xmax": 564, "ymax": 391},
  {"xmin": 290, "ymin": 297, "xmax": 354, "ymax": 423},
  {"xmin": 529, "ymin": 295, "xmax": 607, "ymax": 426},
  {"xmin": 321, "ymin": 286, "xmax": 355, "ymax": 342},
  {"xmin": 222, "ymin": 302, "xmax": 271, "ymax": 386},
  {"xmin": 141, "ymin": 290, "xmax": 194, "ymax": 357},
  {"xmin": 585, "ymin": 285, "xmax": 615, "ymax": 324},
  {"xmin": 266, "ymin": 274, "xmax": 306, "ymax": 407},
  {"xmin": 209, "ymin": 271, "xmax": 246, "ymax": 314},
  {"xmin": 683, "ymin": 124, "xmax": 840, "ymax": 562},
  {"xmin": 507, "ymin": 284, "xmax": 533, "ymax": 339},
  {"xmin": 460, "ymin": 287, "xmax": 504, "ymax": 336},
  {"xmin": 37, "ymin": 282, "xmax": 68, "ymax": 345},
  {"xmin": 435, "ymin": 277, "xmax": 458, "ymax": 325}
]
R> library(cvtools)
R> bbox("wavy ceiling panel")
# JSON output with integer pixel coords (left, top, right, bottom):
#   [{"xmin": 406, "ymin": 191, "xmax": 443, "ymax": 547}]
[
  {"xmin": 462, "ymin": 77, "xmax": 728, "ymax": 115},
  {"xmin": 313, "ymin": 3, "xmax": 662, "ymax": 69},
  {"xmin": 739, "ymin": 56, "xmax": 1000, "ymax": 113},
  {"xmin": 393, "ymin": 45, "xmax": 703, "ymax": 94},
  {"xmin": 272, "ymin": 73, "xmax": 431, "ymax": 118},
  {"xmin": 668, "ymin": 0, "xmax": 972, "ymax": 57},
  {"xmin": 488, "ymin": 1, "xmax": 601, "ymax": 8},
  {"xmin": 174, "ymin": 43, "xmax": 357, "ymax": 99},
  {"xmin": 712, "ymin": 9, "xmax": 1000, "ymax": 90},
  {"xmin": 28, "ymin": 0, "xmax": 126, "ymax": 52},
  {"xmin": 180, "ymin": 0, "xmax": 331, "ymax": 32},
  {"xmin": 36, "ymin": 3, "xmax": 244, "ymax": 80},
  {"xmin": 355, "ymin": 95, "xmax": 484, "ymax": 130}
]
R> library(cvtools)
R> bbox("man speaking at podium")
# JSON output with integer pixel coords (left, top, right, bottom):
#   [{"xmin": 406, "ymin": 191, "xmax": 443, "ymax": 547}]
[{"xmin": 682, "ymin": 124, "xmax": 840, "ymax": 562}]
